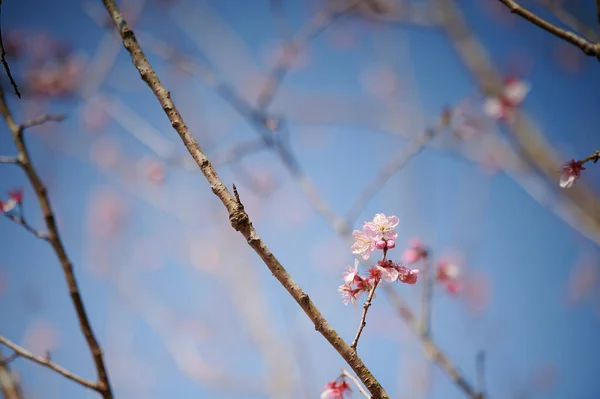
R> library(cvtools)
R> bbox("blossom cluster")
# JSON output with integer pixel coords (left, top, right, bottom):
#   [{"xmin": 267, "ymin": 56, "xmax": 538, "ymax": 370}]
[
  {"xmin": 339, "ymin": 214, "xmax": 419, "ymax": 305},
  {"xmin": 0, "ymin": 189, "xmax": 23, "ymax": 214}
]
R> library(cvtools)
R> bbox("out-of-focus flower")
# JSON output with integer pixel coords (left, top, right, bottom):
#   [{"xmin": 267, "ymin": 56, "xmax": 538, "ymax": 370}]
[
  {"xmin": 559, "ymin": 159, "xmax": 585, "ymax": 188},
  {"xmin": 437, "ymin": 260, "xmax": 462, "ymax": 294},
  {"xmin": 320, "ymin": 378, "xmax": 351, "ymax": 399},
  {"xmin": 402, "ymin": 238, "xmax": 427, "ymax": 264},
  {"xmin": 484, "ymin": 77, "xmax": 530, "ymax": 122}
]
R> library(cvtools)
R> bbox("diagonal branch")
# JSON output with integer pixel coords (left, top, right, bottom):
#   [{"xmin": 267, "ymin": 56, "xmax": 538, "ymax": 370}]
[
  {"xmin": 100, "ymin": 1, "xmax": 390, "ymax": 397},
  {"xmin": 0, "ymin": 86, "xmax": 113, "ymax": 398},
  {"xmin": 0, "ymin": 336, "xmax": 98, "ymax": 391},
  {"xmin": 0, "ymin": 0, "xmax": 20, "ymax": 98},
  {"xmin": 496, "ymin": 0, "xmax": 600, "ymax": 59}
]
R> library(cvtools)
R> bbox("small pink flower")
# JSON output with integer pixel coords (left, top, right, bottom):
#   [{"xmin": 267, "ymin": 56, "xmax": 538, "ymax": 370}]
[
  {"xmin": 402, "ymin": 238, "xmax": 426, "ymax": 264},
  {"xmin": 375, "ymin": 240, "xmax": 386, "ymax": 250},
  {"xmin": 376, "ymin": 261, "xmax": 400, "ymax": 282},
  {"xmin": 364, "ymin": 213, "xmax": 399, "ymax": 241},
  {"xmin": 342, "ymin": 260, "xmax": 360, "ymax": 284},
  {"xmin": 398, "ymin": 266, "xmax": 419, "ymax": 285},
  {"xmin": 321, "ymin": 379, "xmax": 351, "ymax": 399},
  {"xmin": 376, "ymin": 260, "xmax": 419, "ymax": 284},
  {"xmin": 351, "ymin": 228, "xmax": 376, "ymax": 260},
  {"xmin": 338, "ymin": 284, "xmax": 362, "ymax": 305},
  {"xmin": 559, "ymin": 159, "xmax": 585, "ymax": 188},
  {"xmin": 386, "ymin": 240, "xmax": 395, "ymax": 249}
]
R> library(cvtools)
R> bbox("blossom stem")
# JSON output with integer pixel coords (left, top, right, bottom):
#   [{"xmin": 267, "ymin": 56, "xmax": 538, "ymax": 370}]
[
  {"xmin": 350, "ymin": 280, "xmax": 378, "ymax": 351},
  {"xmin": 350, "ymin": 249, "xmax": 387, "ymax": 351},
  {"xmin": 580, "ymin": 150, "xmax": 600, "ymax": 165}
]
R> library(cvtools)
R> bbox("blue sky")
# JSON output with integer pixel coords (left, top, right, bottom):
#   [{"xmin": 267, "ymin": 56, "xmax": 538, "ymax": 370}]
[{"xmin": 1, "ymin": 0, "xmax": 600, "ymax": 398}]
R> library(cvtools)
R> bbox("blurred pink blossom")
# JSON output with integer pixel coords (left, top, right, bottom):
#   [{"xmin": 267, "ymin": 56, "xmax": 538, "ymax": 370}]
[
  {"xmin": 402, "ymin": 238, "xmax": 427, "ymax": 264},
  {"xmin": 483, "ymin": 77, "xmax": 530, "ymax": 122},
  {"xmin": 321, "ymin": 378, "xmax": 351, "ymax": 399}
]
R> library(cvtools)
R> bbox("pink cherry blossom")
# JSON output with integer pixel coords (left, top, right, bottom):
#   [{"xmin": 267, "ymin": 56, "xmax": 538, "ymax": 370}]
[
  {"xmin": 342, "ymin": 260, "xmax": 360, "ymax": 284},
  {"xmin": 375, "ymin": 260, "xmax": 419, "ymax": 284},
  {"xmin": 375, "ymin": 240, "xmax": 386, "ymax": 250},
  {"xmin": 351, "ymin": 228, "xmax": 376, "ymax": 260},
  {"xmin": 364, "ymin": 213, "xmax": 399, "ymax": 241},
  {"xmin": 398, "ymin": 267, "xmax": 419, "ymax": 285},
  {"xmin": 402, "ymin": 238, "xmax": 427, "ymax": 264},
  {"xmin": 386, "ymin": 240, "xmax": 396, "ymax": 249},
  {"xmin": 559, "ymin": 159, "xmax": 585, "ymax": 188},
  {"xmin": 321, "ymin": 379, "xmax": 351, "ymax": 399}
]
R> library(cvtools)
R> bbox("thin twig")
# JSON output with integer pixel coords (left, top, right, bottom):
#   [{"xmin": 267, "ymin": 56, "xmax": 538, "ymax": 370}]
[
  {"xmin": 350, "ymin": 280, "xmax": 379, "ymax": 351},
  {"xmin": 3, "ymin": 212, "xmax": 49, "ymax": 240},
  {"xmin": 19, "ymin": 114, "xmax": 66, "ymax": 130},
  {"xmin": 0, "ymin": 336, "xmax": 99, "ymax": 391},
  {"xmin": 496, "ymin": 0, "xmax": 600, "ymax": 59},
  {"xmin": 0, "ymin": 156, "xmax": 18, "ymax": 164},
  {"xmin": 0, "ymin": 0, "xmax": 20, "ymax": 98},
  {"xmin": 384, "ymin": 287, "xmax": 484, "ymax": 399},
  {"xmin": 0, "ymin": 84, "xmax": 113, "ymax": 398},
  {"xmin": 341, "ymin": 369, "xmax": 371, "ymax": 398},
  {"xmin": 100, "ymin": 2, "xmax": 390, "ymax": 397}
]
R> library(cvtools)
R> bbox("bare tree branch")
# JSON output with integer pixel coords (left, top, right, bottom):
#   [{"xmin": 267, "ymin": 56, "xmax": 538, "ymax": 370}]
[
  {"xmin": 19, "ymin": 114, "xmax": 66, "ymax": 130},
  {"xmin": 496, "ymin": 0, "xmax": 600, "ymax": 59},
  {"xmin": 0, "ymin": 0, "xmax": 20, "ymax": 98},
  {"xmin": 0, "ymin": 84, "xmax": 113, "ymax": 398},
  {"xmin": 0, "ymin": 336, "xmax": 99, "ymax": 391},
  {"xmin": 100, "ymin": 1, "xmax": 390, "ymax": 397}
]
